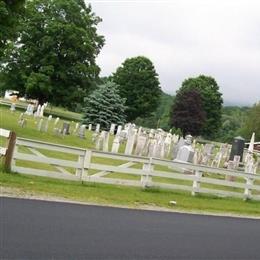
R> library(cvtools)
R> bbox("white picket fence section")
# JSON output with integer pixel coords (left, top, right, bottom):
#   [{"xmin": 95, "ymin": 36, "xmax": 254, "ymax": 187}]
[{"xmin": 11, "ymin": 137, "xmax": 260, "ymax": 201}]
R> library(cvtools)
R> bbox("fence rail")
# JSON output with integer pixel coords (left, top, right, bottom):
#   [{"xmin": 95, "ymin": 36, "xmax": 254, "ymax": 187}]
[{"xmin": 9, "ymin": 137, "xmax": 260, "ymax": 201}]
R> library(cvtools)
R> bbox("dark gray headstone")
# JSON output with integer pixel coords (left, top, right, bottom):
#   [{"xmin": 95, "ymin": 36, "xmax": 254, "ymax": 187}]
[{"xmin": 229, "ymin": 136, "xmax": 245, "ymax": 162}]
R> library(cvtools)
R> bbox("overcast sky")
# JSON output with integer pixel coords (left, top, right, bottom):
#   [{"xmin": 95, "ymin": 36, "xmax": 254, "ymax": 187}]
[{"xmin": 88, "ymin": 0, "xmax": 260, "ymax": 106}]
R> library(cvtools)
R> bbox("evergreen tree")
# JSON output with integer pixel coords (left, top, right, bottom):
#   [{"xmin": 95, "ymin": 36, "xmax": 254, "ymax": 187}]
[
  {"xmin": 170, "ymin": 89, "xmax": 206, "ymax": 137},
  {"xmin": 82, "ymin": 81, "xmax": 126, "ymax": 130}
]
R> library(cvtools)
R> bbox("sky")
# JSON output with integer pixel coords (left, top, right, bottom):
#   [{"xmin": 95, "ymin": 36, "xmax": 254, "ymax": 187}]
[{"xmin": 88, "ymin": 0, "xmax": 260, "ymax": 106}]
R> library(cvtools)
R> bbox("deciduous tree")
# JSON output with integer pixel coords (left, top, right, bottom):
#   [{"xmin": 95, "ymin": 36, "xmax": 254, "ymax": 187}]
[
  {"xmin": 112, "ymin": 56, "xmax": 161, "ymax": 121},
  {"xmin": 170, "ymin": 89, "xmax": 206, "ymax": 136},
  {"xmin": 178, "ymin": 75, "xmax": 223, "ymax": 138},
  {"xmin": 2, "ymin": 0, "xmax": 104, "ymax": 108}
]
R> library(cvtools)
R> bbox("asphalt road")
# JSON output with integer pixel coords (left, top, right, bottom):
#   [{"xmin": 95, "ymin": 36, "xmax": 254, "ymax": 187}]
[{"xmin": 1, "ymin": 197, "xmax": 260, "ymax": 260}]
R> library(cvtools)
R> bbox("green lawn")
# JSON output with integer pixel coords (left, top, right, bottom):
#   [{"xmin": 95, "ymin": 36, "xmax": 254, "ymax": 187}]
[{"xmin": 1, "ymin": 171, "xmax": 260, "ymax": 217}]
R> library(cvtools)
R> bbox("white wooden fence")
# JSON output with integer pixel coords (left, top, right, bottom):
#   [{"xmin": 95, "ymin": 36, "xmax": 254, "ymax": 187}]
[{"xmin": 10, "ymin": 137, "xmax": 260, "ymax": 201}]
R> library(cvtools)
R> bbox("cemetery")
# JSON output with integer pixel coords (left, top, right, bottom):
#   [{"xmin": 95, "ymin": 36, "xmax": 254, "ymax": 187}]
[
  {"xmin": 2, "ymin": 2, "xmax": 260, "ymax": 260},
  {"xmin": 1, "ymin": 104, "xmax": 260, "ymax": 208}
]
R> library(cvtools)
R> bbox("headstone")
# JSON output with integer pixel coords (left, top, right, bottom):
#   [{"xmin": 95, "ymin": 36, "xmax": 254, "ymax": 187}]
[
  {"xmin": 88, "ymin": 124, "xmax": 92, "ymax": 131},
  {"xmin": 102, "ymin": 131, "xmax": 109, "ymax": 152},
  {"xmin": 54, "ymin": 117, "xmax": 60, "ymax": 126},
  {"xmin": 211, "ymin": 151, "xmax": 222, "ymax": 168},
  {"xmin": 40, "ymin": 105, "xmax": 45, "ymax": 117},
  {"xmin": 43, "ymin": 119, "xmax": 49, "ymax": 132},
  {"xmin": 62, "ymin": 122, "xmax": 70, "ymax": 135},
  {"xmin": 109, "ymin": 123, "xmax": 116, "ymax": 135},
  {"xmin": 96, "ymin": 133, "xmax": 104, "ymax": 150},
  {"xmin": 95, "ymin": 124, "xmax": 100, "ymax": 133},
  {"xmin": 229, "ymin": 136, "xmax": 245, "ymax": 162},
  {"xmin": 37, "ymin": 118, "xmax": 43, "ymax": 131},
  {"xmin": 25, "ymin": 103, "xmax": 34, "ymax": 116},
  {"xmin": 78, "ymin": 125, "xmax": 86, "ymax": 139},
  {"xmin": 111, "ymin": 135, "xmax": 120, "ymax": 153},
  {"xmin": 73, "ymin": 123, "xmax": 79, "ymax": 134},
  {"xmin": 244, "ymin": 154, "xmax": 256, "ymax": 174},
  {"xmin": 135, "ymin": 135, "xmax": 147, "ymax": 156},
  {"xmin": 36, "ymin": 105, "xmax": 41, "ymax": 117},
  {"xmin": 233, "ymin": 155, "xmax": 241, "ymax": 169},
  {"xmin": 164, "ymin": 133, "xmax": 172, "ymax": 158},
  {"xmin": 125, "ymin": 128, "xmax": 137, "ymax": 155},
  {"xmin": 172, "ymin": 137, "xmax": 185, "ymax": 160},
  {"xmin": 203, "ymin": 143, "xmax": 214, "ymax": 156},
  {"xmin": 92, "ymin": 132, "xmax": 98, "ymax": 143},
  {"xmin": 116, "ymin": 125, "xmax": 122, "ymax": 135},
  {"xmin": 48, "ymin": 115, "xmax": 52, "ymax": 121},
  {"xmin": 174, "ymin": 135, "xmax": 194, "ymax": 163}
]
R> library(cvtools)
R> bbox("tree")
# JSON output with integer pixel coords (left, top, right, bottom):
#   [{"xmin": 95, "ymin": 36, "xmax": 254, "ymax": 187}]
[
  {"xmin": 112, "ymin": 56, "xmax": 161, "ymax": 121},
  {"xmin": 0, "ymin": 0, "xmax": 25, "ymax": 59},
  {"xmin": 178, "ymin": 75, "xmax": 223, "ymax": 138},
  {"xmin": 170, "ymin": 89, "xmax": 206, "ymax": 137},
  {"xmin": 1, "ymin": 0, "xmax": 104, "ymax": 108},
  {"xmin": 215, "ymin": 106, "xmax": 250, "ymax": 143},
  {"xmin": 82, "ymin": 81, "xmax": 126, "ymax": 130},
  {"xmin": 239, "ymin": 102, "xmax": 260, "ymax": 141},
  {"xmin": 134, "ymin": 92, "xmax": 173, "ymax": 130}
]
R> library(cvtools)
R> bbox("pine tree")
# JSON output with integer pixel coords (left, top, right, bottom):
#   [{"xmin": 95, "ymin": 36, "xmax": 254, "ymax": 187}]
[{"xmin": 82, "ymin": 81, "xmax": 126, "ymax": 130}]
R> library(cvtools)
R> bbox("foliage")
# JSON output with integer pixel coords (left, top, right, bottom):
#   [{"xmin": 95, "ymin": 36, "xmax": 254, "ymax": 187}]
[
  {"xmin": 0, "ymin": 0, "xmax": 24, "ymax": 59},
  {"xmin": 134, "ymin": 92, "xmax": 173, "ymax": 130},
  {"xmin": 112, "ymin": 56, "xmax": 161, "ymax": 121},
  {"xmin": 215, "ymin": 106, "xmax": 250, "ymax": 143},
  {"xmin": 239, "ymin": 102, "xmax": 260, "ymax": 141},
  {"xmin": 1, "ymin": 0, "xmax": 104, "ymax": 109},
  {"xmin": 177, "ymin": 75, "xmax": 223, "ymax": 138},
  {"xmin": 170, "ymin": 89, "xmax": 206, "ymax": 136},
  {"xmin": 82, "ymin": 81, "xmax": 126, "ymax": 130}
]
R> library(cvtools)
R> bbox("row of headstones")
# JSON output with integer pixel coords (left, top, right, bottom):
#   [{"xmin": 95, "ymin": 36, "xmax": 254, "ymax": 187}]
[
  {"xmin": 92, "ymin": 123, "xmax": 181, "ymax": 159},
  {"xmin": 173, "ymin": 134, "xmax": 258, "ymax": 174},
  {"xmin": 11, "ymin": 102, "xmax": 47, "ymax": 118}
]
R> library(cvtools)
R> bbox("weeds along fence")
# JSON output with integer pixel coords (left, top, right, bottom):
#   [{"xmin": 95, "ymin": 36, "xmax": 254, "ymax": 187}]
[{"xmin": 10, "ymin": 137, "xmax": 260, "ymax": 201}]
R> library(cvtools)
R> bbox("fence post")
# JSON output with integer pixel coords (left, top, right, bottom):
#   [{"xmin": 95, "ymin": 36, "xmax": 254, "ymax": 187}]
[
  {"xmin": 192, "ymin": 170, "xmax": 202, "ymax": 196},
  {"xmin": 141, "ymin": 157, "xmax": 153, "ymax": 188},
  {"xmin": 4, "ymin": 131, "xmax": 16, "ymax": 172},
  {"xmin": 82, "ymin": 150, "xmax": 92, "ymax": 181}
]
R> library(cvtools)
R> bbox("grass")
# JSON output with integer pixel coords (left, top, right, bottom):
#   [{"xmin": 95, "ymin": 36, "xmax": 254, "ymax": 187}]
[
  {"xmin": 1, "ymin": 170, "xmax": 260, "ymax": 217},
  {"xmin": 0, "ymin": 98, "xmax": 81, "ymax": 121}
]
